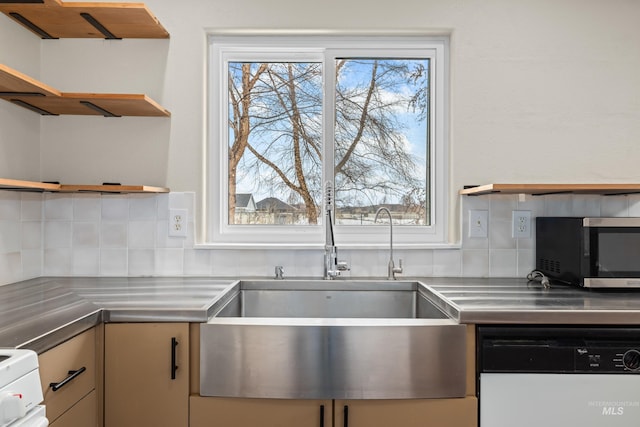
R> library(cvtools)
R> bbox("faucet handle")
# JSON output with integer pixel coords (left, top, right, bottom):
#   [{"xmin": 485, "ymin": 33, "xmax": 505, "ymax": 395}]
[
  {"xmin": 393, "ymin": 259, "xmax": 403, "ymax": 275},
  {"xmin": 337, "ymin": 260, "xmax": 350, "ymax": 271},
  {"xmin": 275, "ymin": 265, "xmax": 284, "ymax": 279}
]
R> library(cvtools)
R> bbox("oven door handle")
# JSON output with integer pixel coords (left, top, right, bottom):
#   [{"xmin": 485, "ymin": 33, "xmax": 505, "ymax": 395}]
[{"xmin": 50, "ymin": 366, "xmax": 86, "ymax": 391}]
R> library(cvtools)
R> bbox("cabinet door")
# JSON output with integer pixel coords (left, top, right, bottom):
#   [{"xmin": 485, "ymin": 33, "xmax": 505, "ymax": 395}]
[
  {"xmin": 334, "ymin": 397, "xmax": 477, "ymax": 427},
  {"xmin": 105, "ymin": 323, "xmax": 189, "ymax": 427},
  {"xmin": 190, "ymin": 396, "xmax": 332, "ymax": 427}
]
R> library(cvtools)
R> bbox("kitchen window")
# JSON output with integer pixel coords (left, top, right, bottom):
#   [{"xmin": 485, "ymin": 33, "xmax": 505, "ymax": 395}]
[{"xmin": 207, "ymin": 35, "xmax": 449, "ymax": 246}]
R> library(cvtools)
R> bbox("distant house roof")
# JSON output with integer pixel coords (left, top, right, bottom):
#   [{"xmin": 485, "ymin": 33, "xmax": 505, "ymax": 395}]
[
  {"xmin": 235, "ymin": 193, "xmax": 256, "ymax": 211},
  {"xmin": 256, "ymin": 197, "xmax": 298, "ymax": 212}
]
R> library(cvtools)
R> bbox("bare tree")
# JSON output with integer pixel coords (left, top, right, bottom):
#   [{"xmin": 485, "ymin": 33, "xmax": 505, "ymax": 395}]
[
  {"xmin": 228, "ymin": 63, "xmax": 267, "ymax": 224},
  {"xmin": 227, "ymin": 57, "xmax": 428, "ymax": 225}
]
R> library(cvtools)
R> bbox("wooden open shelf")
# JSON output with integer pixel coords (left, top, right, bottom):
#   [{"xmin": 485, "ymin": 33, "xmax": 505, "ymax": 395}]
[
  {"xmin": 0, "ymin": 178, "xmax": 169, "ymax": 193},
  {"xmin": 59, "ymin": 184, "xmax": 169, "ymax": 193},
  {"xmin": 0, "ymin": 178, "xmax": 61, "ymax": 192},
  {"xmin": 460, "ymin": 184, "xmax": 640, "ymax": 196},
  {"xmin": 0, "ymin": 0, "xmax": 169, "ymax": 39},
  {"xmin": 0, "ymin": 63, "xmax": 170, "ymax": 116}
]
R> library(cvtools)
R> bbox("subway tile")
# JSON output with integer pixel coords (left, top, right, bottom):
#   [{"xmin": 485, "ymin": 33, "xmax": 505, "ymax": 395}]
[
  {"xmin": 44, "ymin": 248, "xmax": 72, "ymax": 276},
  {"xmin": 21, "ymin": 221, "xmax": 41, "ymax": 250},
  {"xmin": 128, "ymin": 221, "xmax": 156, "ymax": 248},
  {"xmin": 129, "ymin": 249, "xmax": 155, "ymax": 276},
  {"xmin": 21, "ymin": 249, "xmax": 42, "ymax": 279},
  {"xmin": 433, "ymin": 249, "xmax": 462, "ymax": 277},
  {"xmin": 101, "ymin": 222, "xmax": 128, "ymax": 248},
  {"xmin": 44, "ymin": 221, "xmax": 71, "ymax": 249},
  {"xmin": 21, "ymin": 193, "xmax": 42, "ymax": 221},
  {"xmin": 155, "ymin": 248, "xmax": 183, "ymax": 276},
  {"xmin": 100, "ymin": 248, "xmax": 128, "ymax": 276},
  {"xmin": 129, "ymin": 194, "xmax": 158, "ymax": 220},
  {"xmin": 0, "ymin": 192, "xmax": 21, "ymax": 221},
  {"xmin": 73, "ymin": 194, "xmax": 101, "ymax": 221},
  {"xmin": 73, "ymin": 222, "xmax": 99, "ymax": 248},
  {"xmin": 184, "ymin": 249, "xmax": 213, "ymax": 276},
  {"xmin": 45, "ymin": 194, "xmax": 73, "ymax": 220},
  {"xmin": 101, "ymin": 196, "xmax": 129, "ymax": 220},
  {"xmin": 72, "ymin": 248, "xmax": 100, "ymax": 275},
  {"xmin": 0, "ymin": 252, "xmax": 22, "ymax": 285},
  {"xmin": 489, "ymin": 249, "xmax": 517, "ymax": 277},
  {"xmin": 462, "ymin": 249, "xmax": 489, "ymax": 277}
]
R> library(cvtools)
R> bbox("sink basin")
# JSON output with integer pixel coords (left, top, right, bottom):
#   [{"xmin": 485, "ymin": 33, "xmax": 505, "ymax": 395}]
[
  {"xmin": 212, "ymin": 280, "xmax": 450, "ymax": 319},
  {"xmin": 200, "ymin": 280, "xmax": 467, "ymax": 400}
]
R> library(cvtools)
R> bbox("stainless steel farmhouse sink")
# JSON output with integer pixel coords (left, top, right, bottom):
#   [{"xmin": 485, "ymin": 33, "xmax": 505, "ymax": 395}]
[{"xmin": 200, "ymin": 280, "xmax": 467, "ymax": 399}]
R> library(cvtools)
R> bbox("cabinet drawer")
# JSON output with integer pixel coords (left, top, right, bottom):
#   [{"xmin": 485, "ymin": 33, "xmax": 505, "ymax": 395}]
[
  {"xmin": 49, "ymin": 390, "xmax": 97, "ymax": 427},
  {"xmin": 190, "ymin": 396, "xmax": 332, "ymax": 427},
  {"xmin": 39, "ymin": 327, "xmax": 96, "ymax": 423}
]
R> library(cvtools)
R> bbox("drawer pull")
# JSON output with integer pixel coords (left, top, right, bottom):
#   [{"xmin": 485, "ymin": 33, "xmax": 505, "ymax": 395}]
[
  {"xmin": 320, "ymin": 404, "xmax": 324, "ymax": 427},
  {"xmin": 171, "ymin": 337, "xmax": 179, "ymax": 380},
  {"xmin": 49, "ymin": 366, "xmax": 86, "ymax": 392},
  {"xmin": 344, "ymin": 405, "xmax": 349, "ymax": 427}
]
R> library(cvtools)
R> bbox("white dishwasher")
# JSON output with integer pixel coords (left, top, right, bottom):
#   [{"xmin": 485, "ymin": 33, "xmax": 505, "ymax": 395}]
[
  {"xmin": 0, "ymin": 350, "xmax": 48, "ymax": 427},
  {"xmin": 479, "ymin": 326, "xmax": 640, "ymax": 427}
]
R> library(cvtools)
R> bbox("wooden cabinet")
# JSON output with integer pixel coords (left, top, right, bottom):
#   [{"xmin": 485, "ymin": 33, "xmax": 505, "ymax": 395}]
[
  {"xmin": 104, "ymin": 323, "xmax": 189, "ymax": 427},
  {"xmin": 190, "ymin": 396, "xmax": 331, "ymax": 427},
  {"xmin": 190, "ymin": 396, "xmax": 477, "ymax": 427},
  {"xmin": 334, "ymin": 398, "xmax": 477, "ymax": 427},
  {"xmin": 38, "ymin": 327, "xmax": 99, "ymax": 427}
]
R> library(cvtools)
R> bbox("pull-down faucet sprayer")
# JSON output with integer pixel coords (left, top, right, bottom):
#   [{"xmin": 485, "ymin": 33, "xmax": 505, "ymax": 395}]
[{"xmin": 324, "ymin": 182, "xmax": 349, "ymax": 279}]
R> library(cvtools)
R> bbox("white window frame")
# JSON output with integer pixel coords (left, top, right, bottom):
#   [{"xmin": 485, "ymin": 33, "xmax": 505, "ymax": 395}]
[{"xmin": 206, "ymin": 34, "xmax": 449, "ymax": 248}]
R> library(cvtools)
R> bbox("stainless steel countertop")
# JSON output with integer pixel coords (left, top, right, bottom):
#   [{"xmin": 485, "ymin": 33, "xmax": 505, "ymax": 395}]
[
  {"xmin": 423, "ymin": 277, "xmax": 640, "ymax": 325},
  {"xmin": 0, "ymin": 277, "xmax": 233, "ymax": 353},
  {"xmin": 4, "ymin": 276, "xmax": 640, "ymax": 353}
]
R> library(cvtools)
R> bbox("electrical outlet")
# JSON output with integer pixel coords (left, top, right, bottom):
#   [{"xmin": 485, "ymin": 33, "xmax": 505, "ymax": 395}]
[
  {"xmin": 169, "ymin": 209, "xmax": 188, "ymax": 237},
  {"xmin": 469, "ymin": 210, "xmax": 488, "ymax": 238},
  {"xmin": 512, "ymin": 210, "xmax": 531, "ymax": 238}
]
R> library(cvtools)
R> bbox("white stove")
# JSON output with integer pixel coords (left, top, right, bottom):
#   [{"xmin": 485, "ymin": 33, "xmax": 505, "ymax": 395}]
[{"xmin": 0, "ymin": 350, "xmax": 48, "ymax": 427}]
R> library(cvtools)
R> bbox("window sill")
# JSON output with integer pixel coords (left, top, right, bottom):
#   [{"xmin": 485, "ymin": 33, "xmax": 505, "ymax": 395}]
[{"xmin": 194, "ymin": 242, "xmax": 461, "ymax": 250}]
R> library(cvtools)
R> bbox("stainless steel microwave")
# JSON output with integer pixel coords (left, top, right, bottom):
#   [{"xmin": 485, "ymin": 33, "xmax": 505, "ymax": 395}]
[{"xmin": 536, "ymin": 217, "xmax": 640, "ymax": 288}]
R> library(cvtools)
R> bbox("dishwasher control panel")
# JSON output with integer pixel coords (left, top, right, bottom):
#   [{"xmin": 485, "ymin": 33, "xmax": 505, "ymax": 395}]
[
  {"xmin": 575, "ymin": 346, "xmax": 640, "ymax": 372},
  {"xmin": 479, "ymin": 326, "xmax": 640, "ymax": 374}
]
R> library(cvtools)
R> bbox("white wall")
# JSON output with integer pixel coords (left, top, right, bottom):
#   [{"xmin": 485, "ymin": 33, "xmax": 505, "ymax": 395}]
[
  {"xmin": 26, "ymin": 0, "xmax": 640, "ymax": 242},
  {"xmin": 0, "ymin": 13, "xmax": 42, "ymax": 181},
  {"xmin": 1, "ymin": 0, "xmax": 640, "ymax": 284}
]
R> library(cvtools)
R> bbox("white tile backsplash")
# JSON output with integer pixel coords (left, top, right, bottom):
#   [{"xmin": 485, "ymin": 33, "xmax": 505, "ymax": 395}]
[
  {"xmin": 101, "ymin": 196, "xmax": 129, "ymax": 220},
  {"xmin": 73, "ymin": 194, "xmax": 101, "ymax": 221},
  {"xmin": 101, "ymin": 222, "xmax": 128, "ymax": 248},
  {"xmin": 45, "ymin": 194, "xmax": 73, "ymax": 220},
  {"xmin": 100, "ymin": 248, "xmax": 128, "ymax": 276},
  {"xmin": 129, "ymin": 195, "xmax": 158, "ymax": 220},
  {"xmin": 0, "ymin": 192, "xmax": 21, "ymax": 220},
  {"xmin": 1, "ymin": 190, "xmax": 640, "ymax": 285}
]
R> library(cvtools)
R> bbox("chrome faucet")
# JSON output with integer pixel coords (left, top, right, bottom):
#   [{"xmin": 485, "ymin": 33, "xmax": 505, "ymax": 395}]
[
  {"xmin": 374, "ymin": 207, "xmax": 403, "ymax": 280},
  {"xmin": 274, "ymin": 265, "xmax": 284, "ymax": 280},
  {"xmin": 324, "ymin": 182, "xmax": 349, "ymax": 279}
]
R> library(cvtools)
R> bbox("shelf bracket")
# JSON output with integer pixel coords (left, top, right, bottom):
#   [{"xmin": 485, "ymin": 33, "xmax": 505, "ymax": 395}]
[
  {"xmin": 80, "ymin": 12, "xmax": 121, "ymax": 40},
  {"xmin": 8, "ymin": 12, "xmax": 56, "ymax": 39},
  {"xmin": 0, "ymin": 92, "xmax": 45, "ymax": 97},
  {"xmin": 10, "ymin": 99, "xmax": 57, "ymax": 115},
  {"xmin": 80, "ymin": 101, "xmax": 121, "ymax": 117}
]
